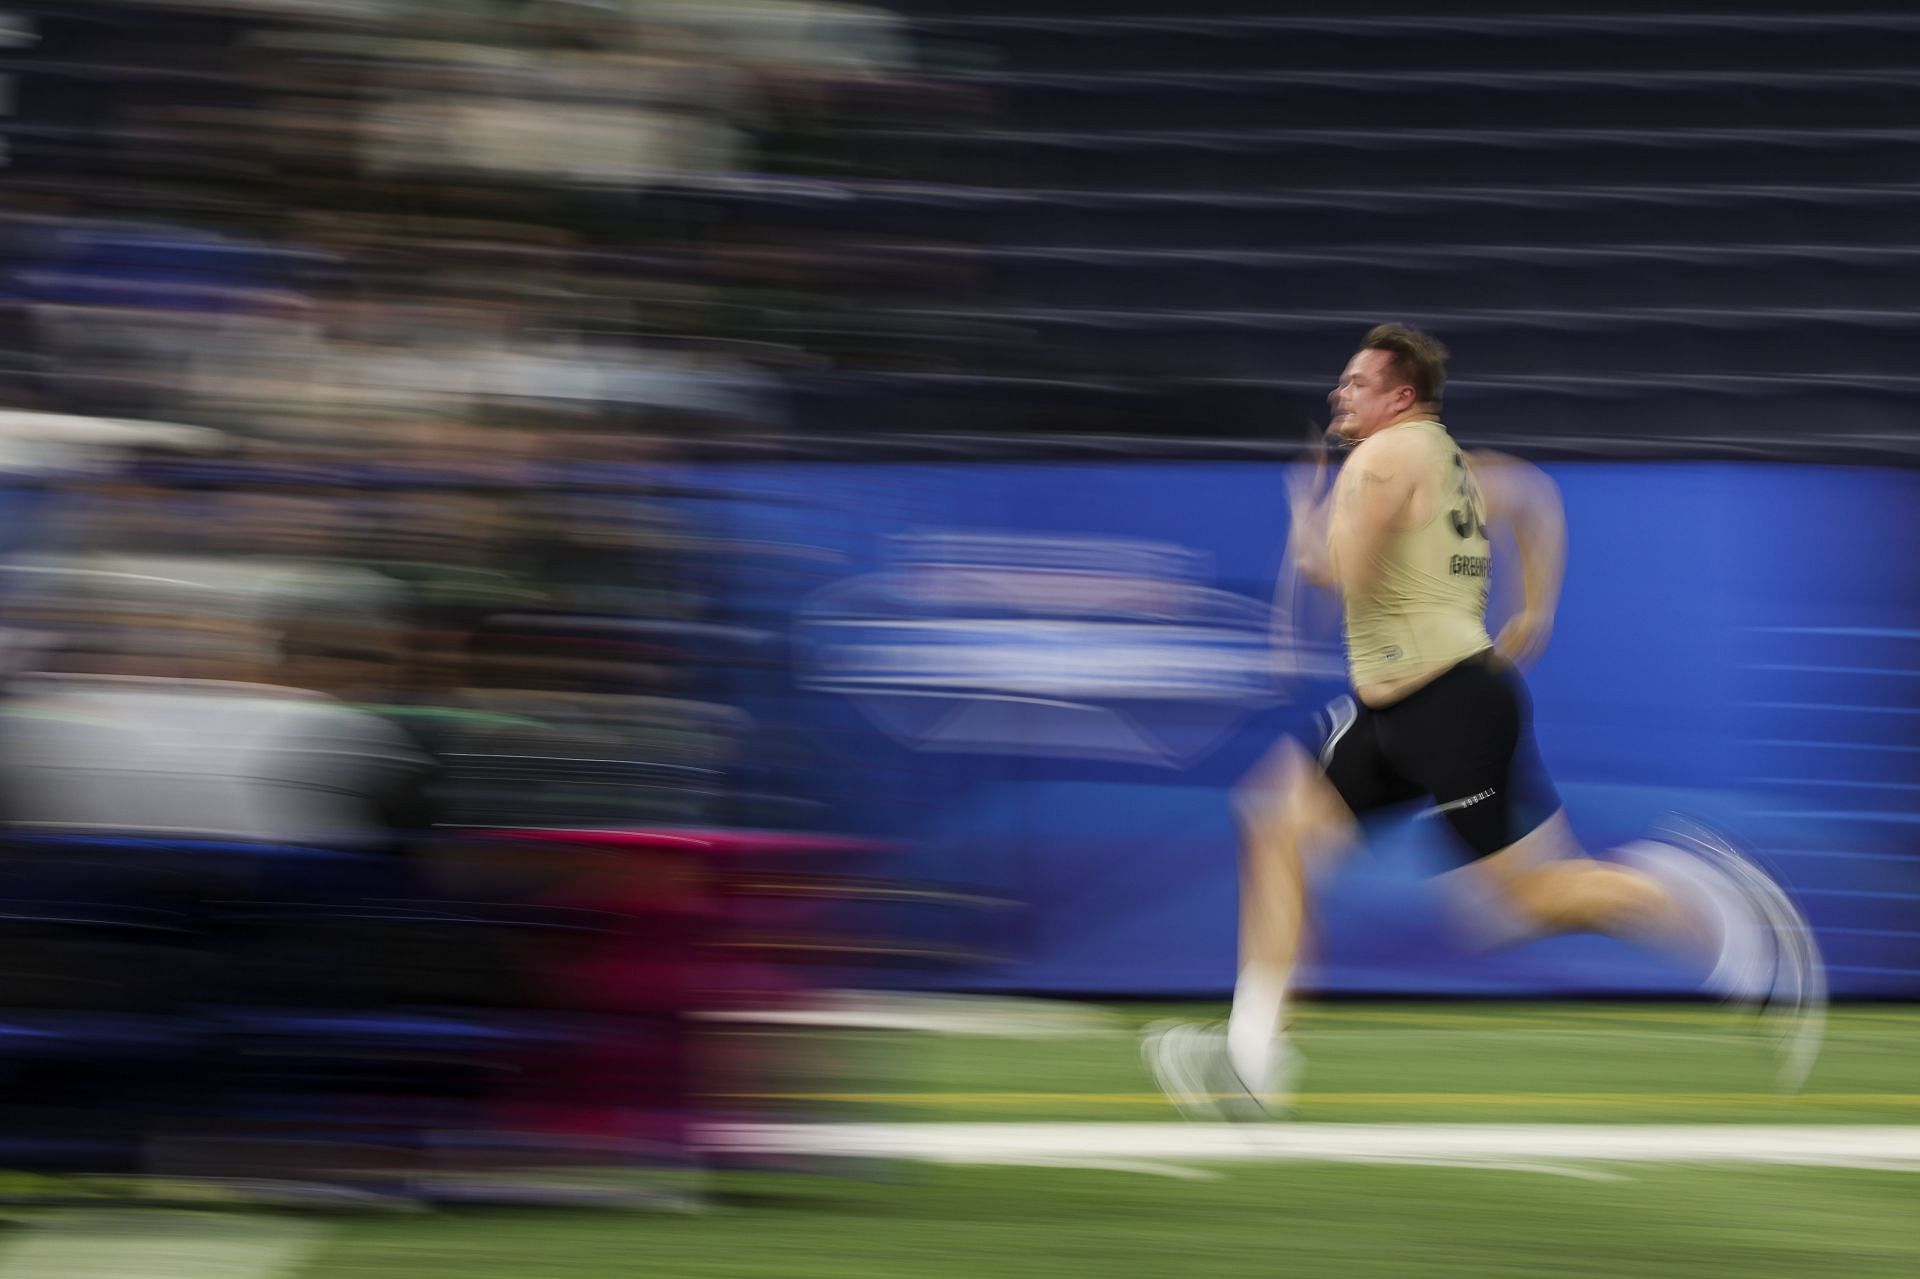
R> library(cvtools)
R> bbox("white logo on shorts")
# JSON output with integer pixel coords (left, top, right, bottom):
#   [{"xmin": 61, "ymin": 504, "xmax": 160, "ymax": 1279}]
[{"xmin": 1432, "ymin": 788, "xmax": 1497, "ymax": 814}]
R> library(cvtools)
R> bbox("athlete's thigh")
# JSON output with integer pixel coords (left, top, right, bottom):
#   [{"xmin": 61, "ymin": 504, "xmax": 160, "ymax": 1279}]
[{"xmin": 1382, "ymin": 656, "xmax": 1562, "ymax": 861}]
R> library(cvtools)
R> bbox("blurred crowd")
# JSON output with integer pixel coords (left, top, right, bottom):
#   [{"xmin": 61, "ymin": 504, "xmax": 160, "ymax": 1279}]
[
  {"xmin": 0, "ymin": 0, "xmax": 961, "ymax": 1205},
  {"xmin": 1, "ymin": 0, "xmax": 979, "ymax": 465}
]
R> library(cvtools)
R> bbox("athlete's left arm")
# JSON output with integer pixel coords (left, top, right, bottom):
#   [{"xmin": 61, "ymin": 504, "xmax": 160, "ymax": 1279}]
[
  {"xmin": 1469, "ymin": 449, "xmax": 1565, "ymax": 668},
  {"xmin": 1329, "ymin": 430, "xmax": 1420, "ymax": 600}
]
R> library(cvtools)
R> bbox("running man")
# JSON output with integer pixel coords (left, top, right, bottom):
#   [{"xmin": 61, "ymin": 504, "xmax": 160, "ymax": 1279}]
[{"xmin": 1146, "ymin": 324, "xmax": 1823, "ymax": 1116}]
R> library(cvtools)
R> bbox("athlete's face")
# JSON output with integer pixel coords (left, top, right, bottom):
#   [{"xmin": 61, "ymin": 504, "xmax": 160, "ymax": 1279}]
[{"xmin": 1328, "ymin": 348, "xmax": 1416, "ymax": 442}]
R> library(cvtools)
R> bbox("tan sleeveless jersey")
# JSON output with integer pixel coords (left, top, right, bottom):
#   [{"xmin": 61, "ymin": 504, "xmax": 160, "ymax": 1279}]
[{"xmin": 1338, "ymin": 420, "xmax": 1494, "ymax": 687}]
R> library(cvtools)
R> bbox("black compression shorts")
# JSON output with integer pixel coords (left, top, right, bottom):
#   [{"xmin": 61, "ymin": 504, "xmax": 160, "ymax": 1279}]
[{"xmin": 1312, "ymin": 650, "xmax": 1562, "ymax": 860}]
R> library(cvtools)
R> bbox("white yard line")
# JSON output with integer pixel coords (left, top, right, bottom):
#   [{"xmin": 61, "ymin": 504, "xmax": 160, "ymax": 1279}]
[
  {"xmin": 703, "ymin": 1122, "xmax": 1920, "ymax": 1176},
  {"xmin": 0, "ymin": 1211, "xmax": 329, "ymax": 1279}
]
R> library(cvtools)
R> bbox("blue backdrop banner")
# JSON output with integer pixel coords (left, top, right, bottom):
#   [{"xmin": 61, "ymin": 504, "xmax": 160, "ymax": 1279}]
[{"xmin": 685, "ymin": 462, "xmax": 1920, "ymax": 998}]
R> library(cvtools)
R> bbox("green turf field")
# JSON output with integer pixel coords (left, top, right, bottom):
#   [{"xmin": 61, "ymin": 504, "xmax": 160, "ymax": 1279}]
[
  {"xmin": 746, "ymin": 1001, "xmax": 1920, "ymax": 1124},
  {"xmin": 307, "ymin": 1163, "xmax": 1919, "ymax": 1279},
  {"xmin": 2, "ymin": 1004, "xmax": 1915, "ymax": 1279}
]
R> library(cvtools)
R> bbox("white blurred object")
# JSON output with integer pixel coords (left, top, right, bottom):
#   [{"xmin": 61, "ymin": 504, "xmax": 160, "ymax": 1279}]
[
  {"xmin": 0, "ymin": 675, "xmax": 425, "ymax": 847},
  {"xmin": 6, "ymin": 554, "xmax": 404, "ymax": 631},
  {"xmin": 0, "ymin": 411, "xmax": 224, "ymax": 474},
  {"xmin": 1617, "ymin": 838, "xmax": 1775, "ymax": 1001},
  {"xmin": 640, "ymin": 1, "xmax": 914, "ymax": 77},
  {"xmin": 1642, "ymin": 818, "xmax": 1829, "ymax": 1092},
  {"xmin": 360, "ymin": 44, "xmax": 744, "ymax": 188},
  {"xmin": 1141, "ymin": 1019, "xmax": 1297, "ymax": 1121},
  {"xmin": 368, "ymin": 97, "xmax": 738, "ymax": 187},
  {"xmin": 0, "ymin": 1210, "xmax": 329, "ymax": 1279}
]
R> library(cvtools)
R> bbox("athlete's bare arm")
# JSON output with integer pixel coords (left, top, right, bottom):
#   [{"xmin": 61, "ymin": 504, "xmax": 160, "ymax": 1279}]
[
  {"xmin": 1284, "ymin": 438, "xmax": 1338, "ymax": 589},
  {"xmin": 1328, "ymin": 429, "xmax": 1422, "ymax": 600},
  {"xmin": 1468, "ymin": 449, "xmax": 1566, "ymax": 668}
]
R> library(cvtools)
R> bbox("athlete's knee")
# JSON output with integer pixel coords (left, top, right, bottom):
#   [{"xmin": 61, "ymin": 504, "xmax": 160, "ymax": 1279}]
[
  {"xmin": 1234, "ymin": 740, "xmax": 1353, "ymax": 875},
  {"xmin": 1235, "ymin": 740, "xmax": 1334, "ymax": 830}
]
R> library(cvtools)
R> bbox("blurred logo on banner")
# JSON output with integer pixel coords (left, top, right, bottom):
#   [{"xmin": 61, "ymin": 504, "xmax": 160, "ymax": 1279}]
[{"xmin": 797, "ymin": 530, "xmax": 1283, "ymax": 767}]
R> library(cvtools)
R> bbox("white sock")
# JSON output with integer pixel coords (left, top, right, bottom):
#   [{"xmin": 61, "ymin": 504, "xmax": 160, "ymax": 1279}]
[{"xmin": 1227, "ymin": 962, "xmax": 1287, "ymax": 1094}]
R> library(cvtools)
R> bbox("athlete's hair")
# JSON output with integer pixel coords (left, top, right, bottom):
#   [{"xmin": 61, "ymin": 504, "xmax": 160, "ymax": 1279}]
[{"xmin": 1361, "ymin": 323, "xmax": 1448, "ymax": 407}]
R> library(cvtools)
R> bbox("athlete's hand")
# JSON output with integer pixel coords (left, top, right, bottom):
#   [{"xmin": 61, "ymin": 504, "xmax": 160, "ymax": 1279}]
[{"xmin": 1495, "ymin": 608, "xmax": 1553, "ymax": 668}]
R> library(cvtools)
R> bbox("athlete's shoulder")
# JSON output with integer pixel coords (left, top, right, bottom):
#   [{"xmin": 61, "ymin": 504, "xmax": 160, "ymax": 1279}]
[{"xmin": 1354, "ymin": 421, "xmax": 1447, "ymax": 472}]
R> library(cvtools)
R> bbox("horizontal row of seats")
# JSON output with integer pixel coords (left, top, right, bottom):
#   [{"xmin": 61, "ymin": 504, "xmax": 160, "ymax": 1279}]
[
  {"xmin": 710, "ymin": 181, "xmax": 1920, "ymax": 249},
  {"xmin": 863, "ymin": 125, "xmax": 1920, "ymax": 190},
  {"xmin": 882, "ymin": 305, "xmax": 1920, "ymax": 376},
  {"xmin": 882, "ymin": 243, "xmax": 1920, "ymax": 309},
  {"xmin": 933, "ymin": 67, "xmax": 1920, "ymax": 131},
  {"xmin": 913, "ymin": 12, "xmax": 1920, "ymax": 73}
]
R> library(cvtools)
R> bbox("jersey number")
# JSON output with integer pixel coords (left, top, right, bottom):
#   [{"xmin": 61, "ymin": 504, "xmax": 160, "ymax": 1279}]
[{"xmin": 1449, "ymin": 454, "xmax": 1487, "ymax": 540}]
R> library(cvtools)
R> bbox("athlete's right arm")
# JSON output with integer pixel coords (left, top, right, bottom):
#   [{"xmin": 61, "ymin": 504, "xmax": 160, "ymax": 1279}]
[{"xmin": 1284, "ymin": 442, "xmax": 1338, "ymax": 589}]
